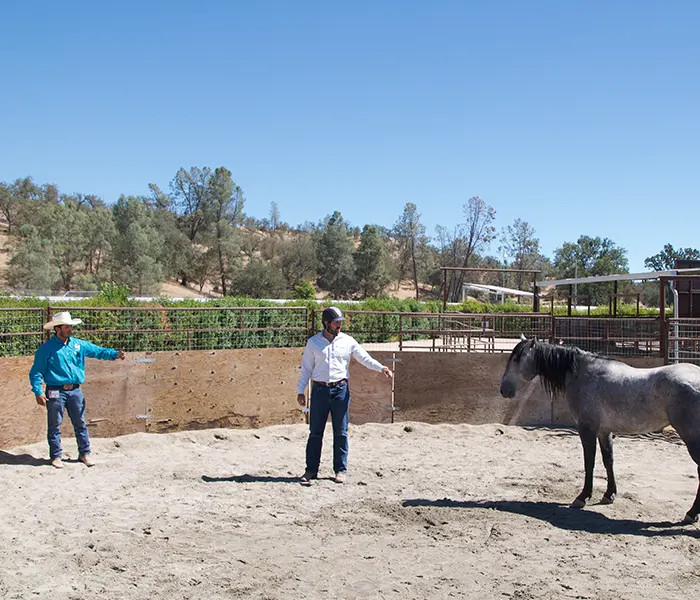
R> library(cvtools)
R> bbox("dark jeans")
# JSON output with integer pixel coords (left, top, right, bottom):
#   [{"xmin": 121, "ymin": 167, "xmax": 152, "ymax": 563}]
[
  {"xmin": 305, "ymin": 381, "xmax": 350, "ymax": 475},
  {"xmin": 46, "ymin": 387, "xmax": 90, "ymax": 459}
]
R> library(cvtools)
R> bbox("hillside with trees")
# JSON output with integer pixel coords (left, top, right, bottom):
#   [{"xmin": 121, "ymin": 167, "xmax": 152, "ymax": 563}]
[{"xmin": 1, "ymin": 167, "xmax": 695, "ymax": 305}]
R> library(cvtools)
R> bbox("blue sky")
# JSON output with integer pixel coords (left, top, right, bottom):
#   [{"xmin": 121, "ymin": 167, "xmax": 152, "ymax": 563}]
[{"xmin": 1, "ymin": 1, "xmax": 698, "ymax": 272}]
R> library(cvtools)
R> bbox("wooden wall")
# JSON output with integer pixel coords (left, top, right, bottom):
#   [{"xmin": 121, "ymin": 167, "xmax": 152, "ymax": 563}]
[{"xmin": 1, "ymin": 349, "xmax": 664, "ymax": 450}]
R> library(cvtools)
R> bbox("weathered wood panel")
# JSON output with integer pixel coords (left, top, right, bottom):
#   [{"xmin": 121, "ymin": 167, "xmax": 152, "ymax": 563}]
[
  {"xmin": 0, "ymin": 349, "xmax": 306, "ymax": 449},
  {"xmin": 392, "ymin": 352, "xmax": 554, "ymax": 425},
  {"xmin": 0, "ymin": 357, "xmax": 47, "ymax": 449},
  {"xmin": 348, "ymin": 352, "xmax": 394, "ymax": 424},
  {"xmin": 143, "ymin": 348, "xmax": 305, "ymax": 433},
  {"xmin": 0, "ymin": 349, "xmax": 667, "ymax": 450}
]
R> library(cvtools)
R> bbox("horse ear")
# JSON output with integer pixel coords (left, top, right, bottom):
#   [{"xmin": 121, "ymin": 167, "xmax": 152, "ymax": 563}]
[{"xmin": 520, "ymin": 333, "xmax": 526, "ymax": 341}]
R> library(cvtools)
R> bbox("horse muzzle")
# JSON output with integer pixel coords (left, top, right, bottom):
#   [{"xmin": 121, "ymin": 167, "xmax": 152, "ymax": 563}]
[{"xmin": 500, "ymin": 379, "xmax": 516, "ymax": 398}]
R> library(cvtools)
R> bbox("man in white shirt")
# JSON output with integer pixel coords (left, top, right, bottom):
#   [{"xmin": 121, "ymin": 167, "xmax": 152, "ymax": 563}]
[{"xmin": 296, "ymin": 306, "xmax": 392, "ymax": 484}]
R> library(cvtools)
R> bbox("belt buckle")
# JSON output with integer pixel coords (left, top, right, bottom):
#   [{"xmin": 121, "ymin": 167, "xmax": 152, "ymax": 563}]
[{"xmin": 62, "ymin": 384, "xmax": 73, "ymax": 390}]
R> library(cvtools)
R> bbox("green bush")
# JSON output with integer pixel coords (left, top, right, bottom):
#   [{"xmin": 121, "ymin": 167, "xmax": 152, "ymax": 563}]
[{"xmin": 293, "ymin": 280, "xmax": 316, "ymax": 300}]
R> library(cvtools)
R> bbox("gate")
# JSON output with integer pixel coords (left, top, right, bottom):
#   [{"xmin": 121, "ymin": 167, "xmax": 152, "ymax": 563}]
[{"xmin": 665, "ymin": 318, "xmax": 700, "ymax": 365}]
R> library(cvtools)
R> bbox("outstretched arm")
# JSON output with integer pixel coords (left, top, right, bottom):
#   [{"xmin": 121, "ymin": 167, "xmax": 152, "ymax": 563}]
[
  {"xmin": 82, "ymin": 339, "xmax": 121, "ymax": 360},
  {"xmin": 350, "ymin": 341, "xmax": 391, "ymax": 376}
]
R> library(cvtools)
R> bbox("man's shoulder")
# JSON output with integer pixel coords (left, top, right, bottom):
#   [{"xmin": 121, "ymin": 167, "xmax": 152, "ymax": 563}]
[
  {"xmin": 36, "ymin": 336, "xmax": 57, "ymax": 351},
  {"xmin": 307, "ymin": 331, "xmax": 325, "ymax": 344},
  {"xmin": 337, "ymin": 332, "xmax": 358, "ymax": 344}
]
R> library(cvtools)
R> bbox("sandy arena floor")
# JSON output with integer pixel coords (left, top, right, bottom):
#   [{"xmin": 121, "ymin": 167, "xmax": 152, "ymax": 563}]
[{"xmin": 1, "ymin": 422, "xmax": 699, "ymax": 600}]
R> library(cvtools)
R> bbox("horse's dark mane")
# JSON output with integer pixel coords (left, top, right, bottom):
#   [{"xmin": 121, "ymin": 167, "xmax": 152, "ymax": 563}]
[{"xmin": 532, "ymin": 341, "xmax": 582, "ymax": 397}]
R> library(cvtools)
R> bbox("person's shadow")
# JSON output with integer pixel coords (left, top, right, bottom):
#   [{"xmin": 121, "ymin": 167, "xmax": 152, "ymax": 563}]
[
  {"xmin": 401, "ymin": 498, "xmax": 700, "ymax": 538},
  {"xmin": 202, "ymin": 473, "xmax": 306, "ymax": 484},
  {"xmin": 0, "ymin": 451, "xmax": 46, "ymax": 467}
]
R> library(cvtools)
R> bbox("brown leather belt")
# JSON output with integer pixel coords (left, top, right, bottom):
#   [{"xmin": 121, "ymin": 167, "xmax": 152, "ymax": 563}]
[
  {"xmin": 312, "ymin": 379, "xmax": 348, "ymax": 388},
  {"xmin": 47, "ymin": 384, "xmax": 81, "ymax": 391}
]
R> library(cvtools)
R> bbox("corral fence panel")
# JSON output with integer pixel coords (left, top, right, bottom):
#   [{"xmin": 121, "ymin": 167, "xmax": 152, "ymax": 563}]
[
  {"xmin": 0, "ymin": 308, "xmax": 46, "ymax": 357},
  {"xmin": 2, "ymin": 306, "xmax": 699, "ymax": 366},
  {"xmin": 666, "ymin": 318, "xmax": 700, "ymax": 365},
  {"xmin": 554, "ymin": 317, "xmax": 660, "ymax": 357}
]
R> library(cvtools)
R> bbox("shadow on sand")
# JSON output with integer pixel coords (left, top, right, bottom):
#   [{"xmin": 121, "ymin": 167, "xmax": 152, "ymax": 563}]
[
  {"xmin": 402, "ymin": 498, "xmax": 700, "ymax": 538},
  {"xmin": 0, "ymin": 451, "xmax": 46, "ymax": 467},
  {"xmin": 202, "ymin": 474, "xmax": 306, "ymax": 484}
]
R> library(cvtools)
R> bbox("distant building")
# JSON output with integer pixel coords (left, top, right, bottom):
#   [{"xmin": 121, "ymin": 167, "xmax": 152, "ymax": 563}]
[{"xmin": 673, "ymin": 259, "xmax": 700, "ymax": 317}]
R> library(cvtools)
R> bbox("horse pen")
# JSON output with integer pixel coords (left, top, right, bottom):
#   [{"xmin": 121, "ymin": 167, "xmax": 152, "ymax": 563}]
[{"xmin": 1, "ymin": 306, "xmax": 699, "ymax": 599}]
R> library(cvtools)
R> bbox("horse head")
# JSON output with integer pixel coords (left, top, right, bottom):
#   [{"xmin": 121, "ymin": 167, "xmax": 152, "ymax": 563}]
[{"xmin": 499, "ymin": 335, "xmax": 539, "ymax": 398}]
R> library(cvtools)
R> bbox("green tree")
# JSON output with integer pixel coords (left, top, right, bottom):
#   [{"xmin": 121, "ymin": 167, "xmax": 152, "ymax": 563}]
[
  {"xmin": 270, "ymin": 201, "xmax": 281, "ymax": 231},
  {"xmin": 553, "ymin": 235, "xmax": 628, "ymax": 305},
  {"xmin": 278, "ymin": 233, "xmax": 317, "ymax": 287},
  {"xmin": 207, "ymin": 167, "xmax": 244, "ymax": 295},
  {"xmin": 498, "ymin": 219, "xmax": 551, "ymax": 294},
  {"xmin": 231, "ymin": 259, "xmax": 288, "ymax": 298},
  {"xmin": 190, "ymin": 246, "xmax": 219, "ymax": 293},
  {"xmin": 436, "ymin": 196, "xmax": 497, "ymax": 302},
  {"xmin": 393, "ymin": 202, "xmax": 428, "ymax": 299},
  {"xmin": 644, "ymin": 244, "xmax": 700, "ymax": 271},
  {"xmin": 48, "ymin": 197, "xmax": 91, "ymax": 291},
  {"xmin": 293, "ymin": 279, "xmax": 316, "ymax": 300},
  {"xmin": 148, "ymin": 183, "xmax": 194, "ymax": 282},
  {"xmin": 7, "ymin": 224, "xmax": 58, "ymax": 292},
  {"xmin": 110, "ymin": 196, "xmax": 165, "ymax": 294},
  {"xmin": 169, "ymin": 167, "xmax": 213, "ymax": 243},
  {"xmin": 354, "ymin": 225, "xmax": 391, "ymax": 298},
  {"xmin": 82, "ymin": 202, "xmax": 116, "ymax": 278},
  {"xmin": 315, "ymin": 212, "xmax": 357, "ymax": 298},
  {"xmin": 0, "ymin": 177, "xmax": 40, "ymax": 234}
]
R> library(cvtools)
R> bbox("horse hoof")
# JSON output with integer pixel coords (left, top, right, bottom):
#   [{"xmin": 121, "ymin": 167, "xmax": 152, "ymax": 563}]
[
  {"xmin": 570, "ymin": 498, "xmax": 586, "ymax": 509},
  {"xmin": 682, "ymin": 513, "xmax": 698, "ymax": 525},
  {"xmin": 600, "ymin": 494, "xmax": 615, "ymax": 505}
]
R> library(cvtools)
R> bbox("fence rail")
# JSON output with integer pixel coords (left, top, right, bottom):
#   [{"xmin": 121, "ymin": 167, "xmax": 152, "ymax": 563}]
[
  {"xmin": 2, "ymin": 306, "xmax": 699, "ymax": 364},
  {"xmin": 666, "ymin": 318, "xmax": 700, "ymax": 365}
]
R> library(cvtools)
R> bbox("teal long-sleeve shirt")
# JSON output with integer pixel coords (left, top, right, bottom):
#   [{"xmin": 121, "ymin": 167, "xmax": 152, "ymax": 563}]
[{"xmin": 29, "ymin": 335, "xmax": 118, "ymax": 396}]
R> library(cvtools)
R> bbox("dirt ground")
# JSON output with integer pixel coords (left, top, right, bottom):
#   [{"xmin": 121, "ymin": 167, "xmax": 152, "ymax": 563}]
[{"xmin": 1, "ymin": 422, "xmax": 699, "ymax": 600}]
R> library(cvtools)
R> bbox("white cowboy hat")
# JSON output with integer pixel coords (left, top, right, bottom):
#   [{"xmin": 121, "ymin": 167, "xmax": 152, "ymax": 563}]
[{"xmin": 44, "ymin": 311, "xmax": 83, "ymax": 330}]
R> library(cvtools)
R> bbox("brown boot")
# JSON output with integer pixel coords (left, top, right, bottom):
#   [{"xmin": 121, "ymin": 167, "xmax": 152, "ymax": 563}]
[
  {"xmin": 334, "ymin": 472, "xmax": 346, "ymax": 484},
  {"xmin": 300, "ymin": 471, "xmax": 316, "ymax": 485},
  {"xmin": 50, "ymin": 458, "xmax": 64, "ymax": 469},
  {"xmin": 79, "ymin": 454, "xmax": 94, "ymax": 467}
]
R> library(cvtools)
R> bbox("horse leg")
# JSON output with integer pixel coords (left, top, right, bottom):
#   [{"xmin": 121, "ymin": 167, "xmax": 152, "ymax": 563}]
[
  {"xmin": 598, "ymin": 432, "xmax": 616, "ymax": 504},
  {"xmin": 682, "ymin": 440, "xmax": 700, "ymax": 524},
  {"xmin": 571, "ymin": 426, "xmax": 597, "ymax": 508}
]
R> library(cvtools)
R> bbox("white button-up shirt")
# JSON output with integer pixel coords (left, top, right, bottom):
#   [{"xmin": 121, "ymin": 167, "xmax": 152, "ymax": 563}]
[{"xmin": 296, "ymin": 331, "xmax": 384, "ymax": 394}]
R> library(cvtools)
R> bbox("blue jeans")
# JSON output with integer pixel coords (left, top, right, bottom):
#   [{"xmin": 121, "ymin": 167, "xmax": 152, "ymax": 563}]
[
  {"xmin": 305, "ymin": 381, "xmax": 350, "ymax": 475},
  {"xmin": 46, "ymin": 387, "xmax": 91, "ymax": 459}
]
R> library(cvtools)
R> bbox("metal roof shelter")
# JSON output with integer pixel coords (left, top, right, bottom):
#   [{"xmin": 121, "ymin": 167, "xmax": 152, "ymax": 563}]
[
  {"xmin": 535, "ymin": 268, "xmax": 700, "ymax": 287},
  {"xmin": 536, "ymin": 267, "xmax": 700, "ymax": 317},
  {"xmin": 441, "ymin": 267, "xmax": 541, "ymax": 312},
  {"xmin": 462, "ymin": 283, "xmax": 534, "ymax": 303}
]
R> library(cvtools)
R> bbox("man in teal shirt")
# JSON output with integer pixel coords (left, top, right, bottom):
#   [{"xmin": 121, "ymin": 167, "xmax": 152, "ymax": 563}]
[{"xmin": 29, "ymin": 311, "xmax": 126, "ymax": 468}]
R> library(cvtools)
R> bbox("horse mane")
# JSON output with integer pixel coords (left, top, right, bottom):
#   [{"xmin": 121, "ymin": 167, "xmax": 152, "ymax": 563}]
[{"xmin": 532, "ymin": 341, "xmax": 581, "ymax": 397}]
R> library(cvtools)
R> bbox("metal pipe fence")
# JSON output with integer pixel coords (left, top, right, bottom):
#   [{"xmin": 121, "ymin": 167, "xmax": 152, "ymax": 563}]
[
  {"xmin": 2, "ymin": 306, "xmax": 699, "ymax": 364},
  {"xmin": 0, "ymin": 306, "xmax": 310, "ymax": 356},
  {"xmin": 0, "ymin": 308, "xmax": 46, "ymax": 357},
  {"xmin": 666, "ymin": 318, "xmax": 700, "ymax": 365},
  {"xmin": 44, "ymin": 306, "xmax": 312, "ymax": 352}
]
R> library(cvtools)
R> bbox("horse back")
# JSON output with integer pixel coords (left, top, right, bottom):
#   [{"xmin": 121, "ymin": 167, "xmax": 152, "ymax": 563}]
[{"xmin": 566, "ymin": 359, "xmax": 700, "ymax": 434}]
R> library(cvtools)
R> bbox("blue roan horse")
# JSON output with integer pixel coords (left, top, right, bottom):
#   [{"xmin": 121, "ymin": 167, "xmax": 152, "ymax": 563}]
[{"xmin": 500, "ymin": 336, "xmax": 700, "ymax": 524}]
